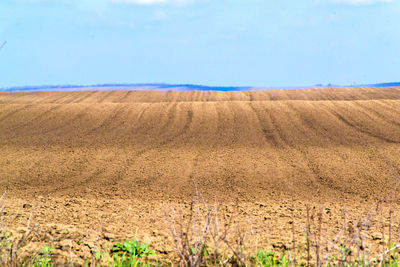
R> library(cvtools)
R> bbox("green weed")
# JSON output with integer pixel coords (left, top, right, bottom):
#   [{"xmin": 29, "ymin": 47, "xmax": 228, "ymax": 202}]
[
  {"xmin": 110, "ymin": 239, "xmax": 156, "ymax": 258},
  {"xmin": 251, "ymin": 250, "xmax": 290, "ymax": 267},
  {"xmin": 30, "ymin": 245, "xmax": 54, "ymax": 267}
]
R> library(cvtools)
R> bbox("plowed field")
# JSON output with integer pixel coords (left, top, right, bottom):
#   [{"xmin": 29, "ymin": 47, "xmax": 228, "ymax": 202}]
[{"xmin": 1, "ymin": 86, "xmax": 400, "ymax": 259}]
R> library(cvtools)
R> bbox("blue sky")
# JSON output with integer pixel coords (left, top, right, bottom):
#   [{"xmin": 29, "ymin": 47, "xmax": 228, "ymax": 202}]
[{"xmin": 0, "ymin": 0, "xmax": 399, "ymax": 88}]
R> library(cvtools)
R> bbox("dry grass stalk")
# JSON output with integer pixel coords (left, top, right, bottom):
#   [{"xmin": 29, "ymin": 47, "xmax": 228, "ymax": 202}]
[
  {"xmin": 0, "ymin": 191, "xmax": 42, "ymax": 266},
  {"xmin": 290, "ymin": 193, "xmax": 296, "ymax": 267},
  {"xmin": 306, "ymin": 205, "xmax": 311, "ymax": 267},
  {"xmin": 164, "ymin": 183, "xmax": 229, "ymax": 267},
  {"xmin": 224, "ymin": 211, "xmax": 254, "ymax": 266},
  {"xmin": 69, "ymin": 240, "xmax": 74, "ymax": 267},
  {"xmin": 321, "ymin": 209, "xmax": 348, "ymax": 265},
  {"xmin": 91, "ymin": 219, "xmax": 103, "ymax": 267},
  {"xmin": 306, "ymin": 205, "xmax": 324, "ymax": 267}
]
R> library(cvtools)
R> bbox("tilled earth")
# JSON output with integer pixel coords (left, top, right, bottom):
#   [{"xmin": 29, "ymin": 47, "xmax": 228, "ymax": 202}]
[{"xmin": 1, "ymin": 87, "xmax": 400, "ymax": 263}]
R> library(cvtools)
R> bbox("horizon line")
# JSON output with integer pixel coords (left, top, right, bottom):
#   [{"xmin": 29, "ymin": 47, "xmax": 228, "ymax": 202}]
[{"xmin": 1, "ymin": 81, "xmax": 400, "ymax": 93}]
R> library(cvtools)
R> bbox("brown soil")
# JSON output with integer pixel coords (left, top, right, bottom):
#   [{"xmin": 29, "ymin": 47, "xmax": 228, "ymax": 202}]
[{"xmin": 1, "ymin": 87, "xmax": 400, "ymax": 262}]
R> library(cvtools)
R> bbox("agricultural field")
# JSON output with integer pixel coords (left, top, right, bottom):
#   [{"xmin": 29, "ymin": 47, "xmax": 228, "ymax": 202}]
[{"xmin": 1, "ymin": 86, "xmax": 400, "ymax": 265}]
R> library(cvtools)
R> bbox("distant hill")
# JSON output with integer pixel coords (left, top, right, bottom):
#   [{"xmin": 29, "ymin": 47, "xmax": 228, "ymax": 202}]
[
  {"xmin": 365, "ymin": 82, "xmax": 400, "ymax": 87},
  {"xmin": 0, "ymin": 83, "xmax": 252, "ymax": 92},
  {"xmin": 1, "ymin": 82, "xmax": 399, "ymax": 92}
]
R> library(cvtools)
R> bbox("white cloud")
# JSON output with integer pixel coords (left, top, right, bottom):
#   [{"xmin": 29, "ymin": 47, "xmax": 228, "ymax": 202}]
[{"xmin": 327, "ymin": 0, "xmax": 394, "ymax": 5}]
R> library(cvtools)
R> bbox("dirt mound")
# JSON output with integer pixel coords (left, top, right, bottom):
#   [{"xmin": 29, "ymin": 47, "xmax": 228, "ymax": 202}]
[{"xmin": 1, "ymin": 87, "xmax": 400, "ymax": 260}]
